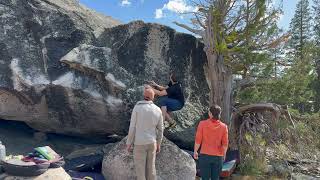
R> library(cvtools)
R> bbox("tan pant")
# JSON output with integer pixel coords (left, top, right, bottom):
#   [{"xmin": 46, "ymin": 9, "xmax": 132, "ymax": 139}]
[{"xmin": 133, "ymin": 143, "xmax": 157, "ymax": 180}]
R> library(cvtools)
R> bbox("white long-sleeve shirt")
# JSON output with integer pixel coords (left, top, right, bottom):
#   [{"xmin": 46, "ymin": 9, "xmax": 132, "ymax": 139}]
[{"xmin": 126, "ymin": 100, "xmax": 164, "ymax": 145}]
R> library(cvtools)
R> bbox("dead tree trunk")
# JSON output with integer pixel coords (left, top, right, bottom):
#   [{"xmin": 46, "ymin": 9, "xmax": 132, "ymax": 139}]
[
  {"xmin": 203, "ymin": 7, "xmax": 232, "ymax": 124},
  {"xmin": 205, "ymin": 52, "xmax": 232, "ymax": 124}
]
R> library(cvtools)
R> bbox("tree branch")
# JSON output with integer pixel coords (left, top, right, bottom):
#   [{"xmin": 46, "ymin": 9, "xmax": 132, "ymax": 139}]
[
  {"xmin": 194, "ymin": 13, "xmax": 206, "ymax": 29},
  {"xmin": 173, "ymin": 21, "xmax": 204, "ymax": 36},
  {"xmin": 276, "ymin": 60, "xmax": 291, "ymax": 66}
]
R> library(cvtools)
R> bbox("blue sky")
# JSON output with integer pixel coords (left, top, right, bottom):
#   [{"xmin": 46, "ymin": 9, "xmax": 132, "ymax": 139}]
[{"xmin": 79, "ymin": 0, "xmax": 302, "ymax": 34}]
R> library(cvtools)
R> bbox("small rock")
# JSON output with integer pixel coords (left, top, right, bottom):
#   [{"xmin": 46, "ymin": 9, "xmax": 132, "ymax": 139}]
[
  {"xmin": 269, "ymin": 160, "xmax": 292, "ymax": 177},
  {"xmin": 266, "ymin": 165, "xmax": 274, "ymax": 174},
  {"xmin": 291, "ymin": 173, "xmax": 318, "ymax": 180}
]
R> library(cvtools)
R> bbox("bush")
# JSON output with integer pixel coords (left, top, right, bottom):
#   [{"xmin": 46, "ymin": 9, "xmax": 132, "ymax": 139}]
[{"xmin": 238, "ymin": 134, "xmax": 268, "ymax": 176}]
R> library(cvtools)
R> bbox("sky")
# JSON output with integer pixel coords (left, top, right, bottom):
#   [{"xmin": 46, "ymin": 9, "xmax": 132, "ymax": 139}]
[{"xmin": 79, "ymin": 0, "xmax": 302, "ymax": 35}]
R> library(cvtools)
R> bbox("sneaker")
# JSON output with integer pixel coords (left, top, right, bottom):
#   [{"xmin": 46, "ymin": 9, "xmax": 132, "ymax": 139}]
[{"xmin": 168, "ymin": 120, "xmax": 177, "ymax": 128}]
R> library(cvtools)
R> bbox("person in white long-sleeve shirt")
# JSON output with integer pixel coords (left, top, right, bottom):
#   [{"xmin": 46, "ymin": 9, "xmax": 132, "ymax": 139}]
[{"xmin": 126, "ymin": 86, "xmax": 164, "ymax": 180}]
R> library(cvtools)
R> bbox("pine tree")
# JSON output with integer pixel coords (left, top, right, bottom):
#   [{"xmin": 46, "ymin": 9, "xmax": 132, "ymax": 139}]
[
  {"xmin": 314, "ymin": 0, "xmax": 320, "ymax": 43},
  {"xmin": 288, "ymin": 0, "xmax": 312, "ymax": 61},
  {"xmin": 312, "ymin": 0, "xmax": 320, "ymax": 112},
  {"xmin": 174, "ymin": 0, "xmax": 285, "ymax": 122}
]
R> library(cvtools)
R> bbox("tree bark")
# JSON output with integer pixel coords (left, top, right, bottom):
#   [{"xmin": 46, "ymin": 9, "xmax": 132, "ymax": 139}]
[
  {"xmin": 206, "ymin": 52, "xmax": 232, "ymax": 124},
  {"xmin": 315, "ymin": 59, "xmax": 320, "ymax": 112},
  {"xmin": 199, "ymin": 6, "xmax": 232, "ymax": 124}
]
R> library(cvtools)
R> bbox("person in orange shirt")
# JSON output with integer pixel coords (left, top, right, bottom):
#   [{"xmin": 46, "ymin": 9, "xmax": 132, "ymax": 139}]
[{"xmin": 194, "ymin": 105, "xmax": 228, "ymax": 180}]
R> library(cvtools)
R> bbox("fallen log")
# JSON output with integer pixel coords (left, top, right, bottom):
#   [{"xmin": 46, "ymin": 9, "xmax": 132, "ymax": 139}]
[
  {"xmin": 232, "ymin": 103, "xmax": 295, "ymax": 127},
  {"xmin": 229, "ymin": 103, "xmax": 295, "ymax": 150}
]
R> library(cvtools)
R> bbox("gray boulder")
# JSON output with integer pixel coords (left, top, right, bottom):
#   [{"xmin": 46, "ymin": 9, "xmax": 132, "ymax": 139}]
[
  {"xmin": 102, "ymin": 137, "xmax": 196, "ymax": 180},
  {"xmin": 0, "ymin": 0, "xmax": 209, "ymax": 147}
]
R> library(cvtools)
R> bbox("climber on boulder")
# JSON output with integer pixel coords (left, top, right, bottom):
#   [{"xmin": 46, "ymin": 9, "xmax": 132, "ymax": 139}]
[{"xmin": 148, "ymin": 72, "xmax": 185, "ymax": 128}]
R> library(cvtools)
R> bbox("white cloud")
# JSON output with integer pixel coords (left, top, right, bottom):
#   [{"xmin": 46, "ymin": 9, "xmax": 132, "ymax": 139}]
[
  {"xmin": 121, "ymin": 0, "xmax": 131, "ymax": 6},
  {"xmin": 155, "ymin": 9, "xmax": 164, "ymax": 19},
  {"xmin": 154, "ymin": 0, "xmax": 196, "ymax": 19},
  {"xmin": 164, "ymin": 0, "xmax": 194, "ymax": 13}
]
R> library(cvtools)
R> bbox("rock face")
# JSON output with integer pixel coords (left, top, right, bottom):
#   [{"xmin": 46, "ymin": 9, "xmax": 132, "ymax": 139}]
[
  {"xmin": 0, "ymin": 0, "xmax": 209, "ymax": 147},
  {"xmin": 102, "ymin": 137, "xmax": 196, "ymax": 180}
]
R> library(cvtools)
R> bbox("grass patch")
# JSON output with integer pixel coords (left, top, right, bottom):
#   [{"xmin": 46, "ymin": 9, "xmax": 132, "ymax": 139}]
[
  {"xmin": 237, "ymin": 111, "xmax": 320, "ymax": 177},
  {"xmin": 238, "ymin": 134, "xmax": 268, "ymax": 176}
]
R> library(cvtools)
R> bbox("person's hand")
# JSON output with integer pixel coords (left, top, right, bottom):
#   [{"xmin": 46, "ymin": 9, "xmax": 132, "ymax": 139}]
[
  {"xmin": 126, "ymin": 144, "xmax": 132, "ymax": 153},
  {"xmin": 156, "ymin": 144, "xmax": 161, "ymax": 154},
  {"xmin": 193, "ymin": 151, "xmax": 199, "ymax": 160},
  {"xmin": 144, "ymin": 84, "xmax": 152, "ymax": 89},
  {"xmin": 149, "ymin": 81, "xmax": 158, "ymax": 87}
]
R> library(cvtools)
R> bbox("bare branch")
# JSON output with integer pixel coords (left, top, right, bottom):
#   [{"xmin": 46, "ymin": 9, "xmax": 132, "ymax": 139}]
[
  {"xmin": 267, "ymin": 33, "xmax": 291, "ymax": 48},
  {"xmin": 251, "ymin": 33, "xmax": 290, "ymax": 51},
  {"xmin": 276, "ymin": 60, "xmax": 291, "ymax": 67},
  {"xmin": 194, "ymin": 13, "xmax": 206, "ymax": 29},
  {"xmin": 235, "ymin": 77, "xmax": 256, "ymax": 89},
  {"xmin": 225, "ymin": 0, "xmax": 236, "ymax": 17},
  {"xmin": 226, "ymin": 13, "xmax": 245, "ymax": 31},
  {"xmin": 173, "ymin": 21, "xmax": 204, "ymax": 36},
  {"xmin": 281, "ymin": 105, "xmax": 296, "ymax": 128}
]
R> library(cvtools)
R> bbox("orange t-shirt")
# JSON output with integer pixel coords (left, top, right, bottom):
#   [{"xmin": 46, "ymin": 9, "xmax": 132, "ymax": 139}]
[{"xmin": 195, "ymin": 118, "xmax": 228, "ymax": 156}]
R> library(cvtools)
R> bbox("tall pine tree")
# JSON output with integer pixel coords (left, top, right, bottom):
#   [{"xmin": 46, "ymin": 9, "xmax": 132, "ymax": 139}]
[
  {"xmin": 288, "ymin": 0, "xmax": 312, "ymax": 61},
  {"xmin": 312, "ymin": 0, "xmax": 320, "ymax": 112},
  {"xmin": 174, "ymin": 0, "xmax": 285, "ymax": 122}
]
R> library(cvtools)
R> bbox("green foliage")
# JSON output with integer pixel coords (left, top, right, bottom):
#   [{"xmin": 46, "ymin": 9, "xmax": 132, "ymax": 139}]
[
  {"xmin": 238, "ymin": 134, "xmax": 268, "ymax": 175},
  {"xmin": 274, "ymin": 112, "xmax": 320, "ymax": 159},
  {"xmin": 288, "ymin": 0, "xmax": 312, "ymax": 60},
  {"xmin": 202, "ymin": 0, "xmax": 283, "ymax": 74},
  {"xmin": 237, "ymin": 111, "xmax": 320, "ymax": 176},
  {"xmin": 237, "ymin": 0, "xmax": 319, "ymax": 114},
  {"xmin": 238, "ymin": 53, "xmax": 316, "ymax": 113},
  {"xmin": 313, "ymin": 0, "xmax": 320, "ymax": 44},
  {"xmin": 238, "ymin": 157, "xmax": 268, "ymax": 176},
  {"xmin": 312, "ymin": 0, "xmax": 320, "ymax": 112},
  {"xmin": 297, "ymin": 113, "xmax": 320, "ymax": 147},
  {"xmin": 311, "ymin": 75, "xmax": 320, "ymax": 112}
]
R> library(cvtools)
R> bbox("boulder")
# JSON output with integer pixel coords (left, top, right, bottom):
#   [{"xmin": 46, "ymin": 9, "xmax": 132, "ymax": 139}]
[
  {"xmin": 102, "ymin": 137, "xmax": 196, "ymax": 180},
  {"xmin": 0, "ymin": 0, "xmax": 209, "ymax": 147},
  {"xmin": 164, "ymin": 103, "xmax": 207, "ymax": 149},
  {"xmin": 0, "ymin": 167, "xmax": 71, "ymax": 180},
  {"xmin": 66, "ymin": 145, "xmax": 105, "ymax": 160},
  {"xmin": 64, "ymin": 145, "xmax": 105, "ymax": 172}
]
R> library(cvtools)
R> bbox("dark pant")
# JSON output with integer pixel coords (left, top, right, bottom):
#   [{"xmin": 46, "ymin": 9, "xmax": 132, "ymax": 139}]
[
  {"xmin": 157, "ymin": 96, "xmax": 183, "ymax": 112},
  {"xmin": 199, "ymin": 154, "xmax": 223, "ymax": 180}
]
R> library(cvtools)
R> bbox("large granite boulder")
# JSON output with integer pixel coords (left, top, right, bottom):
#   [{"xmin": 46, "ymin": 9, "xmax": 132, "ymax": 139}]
[
  {"xmin": 0, "ymin": 0, "xmax": 209, "ymax": 147},
  {"xmin": 102, "ymin": 137, "xmax": 196, "ymax": 180}
]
